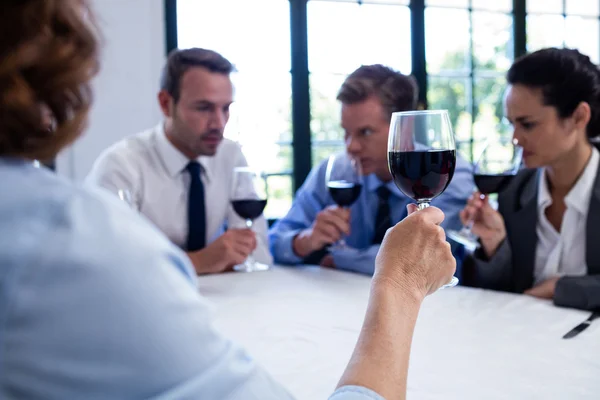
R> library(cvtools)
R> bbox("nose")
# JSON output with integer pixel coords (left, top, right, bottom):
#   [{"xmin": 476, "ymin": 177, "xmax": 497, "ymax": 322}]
[
  {"xmin": 346, "ymin": 135, "xmax": 362, "ymax": 155},
  {"xmin": 512, "ymin": 128, "xmax": 523, "ymax": 147},
  {"xmin": 210, "ymin": 109, "xmax": 227, "ymax": 131}
]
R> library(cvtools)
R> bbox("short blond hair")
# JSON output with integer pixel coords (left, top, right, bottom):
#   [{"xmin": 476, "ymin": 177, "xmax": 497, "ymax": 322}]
[{"xmin": 337, "ymin": 64, "xmax": 418, "ymax": 120}]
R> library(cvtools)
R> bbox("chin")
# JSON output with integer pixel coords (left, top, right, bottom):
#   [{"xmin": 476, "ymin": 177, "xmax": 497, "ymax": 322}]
[{"xmin": 523, "ymin": 157, "xmax": 542, "ymax": 169}]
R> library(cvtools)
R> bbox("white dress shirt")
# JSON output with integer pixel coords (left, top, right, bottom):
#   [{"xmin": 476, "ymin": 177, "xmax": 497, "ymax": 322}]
[
  {"xmin": 533, "ymin": 147, "xmax": 599, "ymax": 285},
  {"xmin": 86, "ymin": 123, "xmax": 272, "ymax": 265}
]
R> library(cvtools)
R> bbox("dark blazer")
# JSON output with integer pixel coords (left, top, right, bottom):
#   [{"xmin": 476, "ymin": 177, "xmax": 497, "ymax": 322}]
[{"xmin": 463, "ymin": 157, "xmax": 600, "ymax": 311}]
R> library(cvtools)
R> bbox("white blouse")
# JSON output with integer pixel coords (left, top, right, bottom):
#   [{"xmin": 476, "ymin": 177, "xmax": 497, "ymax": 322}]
[{"xmin": 533, "ymin": 147, "xmax": 599, "ymax": 284}]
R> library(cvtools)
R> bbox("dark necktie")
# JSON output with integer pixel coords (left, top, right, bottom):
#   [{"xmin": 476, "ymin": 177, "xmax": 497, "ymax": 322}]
[
  {"xmin": 372, "ymin": 185, "xmax": 391, "ymax": 245},
  {"xmin": 186, "ymin": 161, "xmax": 206, "ymax": 251}
]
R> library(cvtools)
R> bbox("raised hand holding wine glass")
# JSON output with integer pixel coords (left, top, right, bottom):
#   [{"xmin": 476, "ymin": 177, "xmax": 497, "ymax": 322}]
[
  {"xmin": 231, "ymin": 167, "xmax": 269, "ymax": 272},
  {"xmin": 325, "ymin": 152, "xmax": 363, "ymax": 248},
  {"xmin": 387, "ymin": 109, "xmax": 459, "ymax": 288}
]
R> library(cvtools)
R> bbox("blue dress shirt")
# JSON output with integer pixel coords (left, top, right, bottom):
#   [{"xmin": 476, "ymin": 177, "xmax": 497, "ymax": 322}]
[
  {"xmin": 269, "ymin": 153, "xmax": 474, "ymax": 275},
  {"xmin": 0, "ymin": 158, "xmax": 383, "ymax": 400}
]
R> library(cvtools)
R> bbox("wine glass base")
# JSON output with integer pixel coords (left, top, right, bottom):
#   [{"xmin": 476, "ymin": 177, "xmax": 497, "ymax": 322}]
[
  {"xmin": 439, "ymin": 276, "xmax": 459, "ymax": 290},
  {"xmin": 447, "ymin": 230, "xmax": 479, "ymax": 251},
  {"xmin": 233, "ymin": 262, "xmax": 270, "ymax": 273}
]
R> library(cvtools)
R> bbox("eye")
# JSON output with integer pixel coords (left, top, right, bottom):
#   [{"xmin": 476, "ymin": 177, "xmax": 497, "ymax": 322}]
[
  {"xmin": 521, "ymin": 121, "xmax": 536, "ymax": 130},
  {"xmin": 360, "ymin": 128, "xmax": 374, "ymax": 137},
  {"xmin": 222, "ymin": 105, "xmax": 230, "ymax": 114}
]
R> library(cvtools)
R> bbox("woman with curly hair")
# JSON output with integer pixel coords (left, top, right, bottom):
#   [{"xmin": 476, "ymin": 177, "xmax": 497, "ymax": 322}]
[{"xmin": 0, "ymin": 1, "xmax": 456, "ymax": 399}]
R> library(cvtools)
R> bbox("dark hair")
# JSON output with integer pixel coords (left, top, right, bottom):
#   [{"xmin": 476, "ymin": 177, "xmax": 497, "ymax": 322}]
[
  {"xmin": 337, "ymin": 64, "xmax": 418, "ymax": 120},
  {"xmin": 507, "ymin": 47, "xmax": 600, "ymax": 138},
  {"xmin": 160, "ymin": 48, "xmax": 235, "ymax": 103},
  {"xmin": 0, "ymin": 0, "xmax": 100, "ymax": 160}
]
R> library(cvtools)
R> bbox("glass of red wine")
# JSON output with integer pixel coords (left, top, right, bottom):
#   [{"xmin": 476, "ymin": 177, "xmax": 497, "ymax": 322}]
[
  {"xmin": 388, "ymin": 109, "xmax": 458, "ymax": 288},
  {"xmin": 447, "ymin": 136, "xmax": 522, "ymax": 250},
  {"xmin": 326, "ymin": 152, "xmax": 363, "ymax": 248},
  {"xmin": 231, "ymin": 166, "xmax": 269, "ymax": 273}
]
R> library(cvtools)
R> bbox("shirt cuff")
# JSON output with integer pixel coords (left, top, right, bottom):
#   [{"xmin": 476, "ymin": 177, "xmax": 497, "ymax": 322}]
[
  {"xmin": 329, "ymin": 385, "xmax": 385, "ymax": 400},
  {"xmin": 272, "ymin": 229, "xmax": 304, "ymax": 265},
  {"xmin": 330, "ymin": 247, "xmax": 376, "ymax": 275}
]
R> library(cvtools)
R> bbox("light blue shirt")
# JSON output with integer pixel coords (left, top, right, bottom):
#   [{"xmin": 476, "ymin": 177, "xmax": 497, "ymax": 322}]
[
  {"xmin": 0, "ymin": 158, "xmax": 383, "ymax": 400},
  {"xmin": 269, "ymin": 154, "xmax": 474, "ymax": 275}
]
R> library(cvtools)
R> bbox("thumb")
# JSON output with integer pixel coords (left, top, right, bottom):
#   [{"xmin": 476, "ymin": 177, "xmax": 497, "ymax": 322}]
[{"xmin": 406, "ymin": 203, "xmax": 418, "ymax": 215}]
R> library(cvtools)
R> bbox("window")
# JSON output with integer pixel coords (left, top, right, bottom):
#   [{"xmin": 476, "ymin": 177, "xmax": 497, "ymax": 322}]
[
  {"xmin": 307, "ymin": 0, "xmax": 411, "ymax": 167},
  {"xmin": 426, "ymin": 0, "xmax": 513, "ymax": 162},
  {"xmin": 176, "ymin": 0, "xmax": 293, "ymax": 218},
  {"xmin": 527, "ymin": 0, "xmax": 600, "ymax": 63},
  {"xmin": 171, "ymin": 0, "xmax": 600, "ymax": 218}
]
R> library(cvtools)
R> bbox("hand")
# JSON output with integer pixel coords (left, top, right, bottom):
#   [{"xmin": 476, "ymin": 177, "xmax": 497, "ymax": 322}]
[
  {"xmin": 188, "ymin": 229, "xmax": 257, "ymax": 274},
  {"xmin": 373, "ymin": 204, "xmax": 456, "ymax": 301},
  {"xmin": 320, "ymin": 254, "xmax": 335, "ymax": 269},
  {"xmin": 524, "ymin": 277, "xmax": 559, "ymax": 300},
  {"xmin": 460, "ymin": 192, "xmax": 507, "ymax": 258},
  {"xmin": 292, "ymin": 205, "xmax": 351, "ymax": 257}
]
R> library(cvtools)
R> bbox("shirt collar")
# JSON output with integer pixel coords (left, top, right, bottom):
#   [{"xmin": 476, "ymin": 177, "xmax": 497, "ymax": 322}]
[
  {"xmin": 153, "ymin": 123, "xmax": 212, "ymax": 181},
  {"xmin": 538, "ymin": 146, "xmax": 599, "ymax": 215},
  {"xmin": 565, "ymin": 146, "xmax": 599, "ymax": 214}
]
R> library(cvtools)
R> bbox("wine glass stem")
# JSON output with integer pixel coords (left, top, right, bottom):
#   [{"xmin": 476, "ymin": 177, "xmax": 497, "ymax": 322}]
[
  {"xmin": 245, "ymin": 219, "xmax": 256, "ymax": 267},
  {"xmin": 417, "ymin": 201, "xmax": 430, "ymax": 211}
]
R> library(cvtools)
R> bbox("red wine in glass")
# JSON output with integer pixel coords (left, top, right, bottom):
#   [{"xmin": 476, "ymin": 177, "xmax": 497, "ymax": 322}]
[
  {"xmin": 327, "ymin": 181, "xmax": 362, "ymax": 207},
  {"xmin": 388, "ymin": 150, "xmax": 456, "ymax": 203},
  {"xmin": 231, "ymin": 167, "xmax": 269, "ymax": 272},
  {"xmin": 473, "ymin": 174, "xmax": 514, "ymax": 195},
  {"xmin": 387, "ymin": 110, "xmax": 458, "ymax": 289},
  {"xmin": 447, "ymin": 137, "xmax": 522, "ymax": 250},
  {"xmin": 232, "ymin": 199, "xmax": 268, "ymax": 221}
]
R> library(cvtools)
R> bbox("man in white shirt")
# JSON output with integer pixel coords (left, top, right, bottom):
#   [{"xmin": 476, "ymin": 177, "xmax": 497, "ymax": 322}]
[{"xmin": 87, "ymin": 48, "xmax": 272, "ymax": 274}]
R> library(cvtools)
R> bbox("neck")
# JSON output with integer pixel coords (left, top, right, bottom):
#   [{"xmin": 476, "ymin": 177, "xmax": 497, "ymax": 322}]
[
  {"xmin": 163, "ymin": 120, "xmax": 196, "ymax": 160},
  {"xmin": 375, "ymin": 167, "xmax": 393, "ymax": 183},
  {"xmin": 546, "ymin": 141, "xmax": 593, "ymax": 195}
]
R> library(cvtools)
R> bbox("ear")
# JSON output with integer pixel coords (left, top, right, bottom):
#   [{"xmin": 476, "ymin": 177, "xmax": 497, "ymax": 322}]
[
  {"xmin": 158, "ymin": 90, "xmax": 174, "ymax": 118},
  {"xmin": 571, "ymin": 101, "xmax": 591, "ymax": 133}
]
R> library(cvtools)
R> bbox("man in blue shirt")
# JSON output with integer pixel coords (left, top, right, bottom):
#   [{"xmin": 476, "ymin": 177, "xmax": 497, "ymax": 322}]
[{"xmin": 270, "ymin": 65, "xmax": 474, "ymax": 274}]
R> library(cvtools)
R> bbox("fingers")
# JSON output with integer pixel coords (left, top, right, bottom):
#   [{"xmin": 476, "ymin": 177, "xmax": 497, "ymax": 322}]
[
  {"xmin": 406, "ymin": 203, "xmax": 418, "ymax": 215},
  {"xmin": 314, "ymin": 222, "xmax": 342, "ymax": 244},
  {"xmin": 406, "ymin": 205, "xmax": 445, "ymax": 226},
  {"xmin": 321, "ymin": 207, "xmax": 351, "ymax": 235},
  {"xmin": 227, "ymin": 229, "xmax": 256, "ymax": 256}
]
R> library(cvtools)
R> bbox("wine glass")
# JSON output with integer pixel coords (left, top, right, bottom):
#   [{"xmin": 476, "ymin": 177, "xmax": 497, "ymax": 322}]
[
  {"xmin": 117, "ymin": 189, "xmax": 133, "ymax": 207},
  {"xmin": 231, "ymin": 166, "xmax": 269, "ymax": 273},
  {"xmin": 325, "ymin": 152, "xmax": 363, "ymax": 248},
  {"xmin": 388, "ymin": 109, "xmax": 458, "ymax": 288},
  {"xmin": 447, "ymin": 136, "xmax": 523, "ymax": 250}
]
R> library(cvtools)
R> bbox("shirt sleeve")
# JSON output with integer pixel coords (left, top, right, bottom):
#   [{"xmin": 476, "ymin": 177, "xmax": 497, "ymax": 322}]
[
  {"xmin": 328, "ymin": 385, "xmax": 386, "ymax": 400},
  {"xmin": 269, "ymin": 160, "xmax": 331, "ymax": 265},
  {"xmin": 330, "ymin": 245, "xmax": 379, "ymax": 275},
  {"xmin": 85, "ymin": 146, "xmax": 142, "ymax": 210}
]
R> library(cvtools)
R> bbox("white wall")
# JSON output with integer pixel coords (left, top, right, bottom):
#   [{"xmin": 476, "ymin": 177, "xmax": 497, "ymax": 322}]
[{"xmin": 57, "ymin": 0, "xmax": 166, "ymax": 180}]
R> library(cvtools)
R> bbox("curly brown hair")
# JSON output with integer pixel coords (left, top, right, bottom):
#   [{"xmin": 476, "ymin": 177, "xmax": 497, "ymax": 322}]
[{"xmin": 0, "ymin": 0, "xmax": 100, "ymax": 160}]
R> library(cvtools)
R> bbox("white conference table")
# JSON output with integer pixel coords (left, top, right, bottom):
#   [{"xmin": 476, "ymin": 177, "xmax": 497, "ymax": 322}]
[{"xmin": 197, "ymin": 266, "xmax": 600, "ymax": 400}]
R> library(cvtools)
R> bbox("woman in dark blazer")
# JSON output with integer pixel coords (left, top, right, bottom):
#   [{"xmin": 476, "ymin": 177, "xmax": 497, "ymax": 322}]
[{"xmin": 462, "ymin": 48, "xmax": 600, "ymax": 311}]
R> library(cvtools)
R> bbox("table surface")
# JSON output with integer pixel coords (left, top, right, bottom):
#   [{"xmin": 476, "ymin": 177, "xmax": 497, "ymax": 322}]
[{"xmin": 197, "ymin": 266, "xmax": 600, "ymax": 400}]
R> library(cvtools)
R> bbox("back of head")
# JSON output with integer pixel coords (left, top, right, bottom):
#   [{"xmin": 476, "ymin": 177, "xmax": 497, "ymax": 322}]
[
  {"xmin": 337, "ymin": 64, "xmax": 418, "ymax": 120},
  {"xmin": 0, "ymin": 0, "xmax": 100, "ymax": 161},
  {"xmin": 160, "ymin": 48, "xmax": 235, "ymax": 103},
  {"xmin": 507, "ymin": 47, "xmax": 600, "ymax": 138}
]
